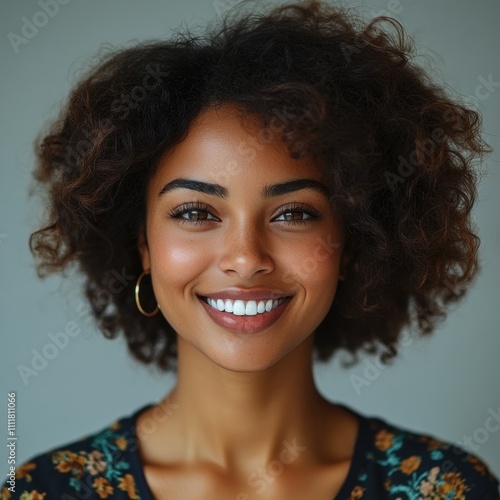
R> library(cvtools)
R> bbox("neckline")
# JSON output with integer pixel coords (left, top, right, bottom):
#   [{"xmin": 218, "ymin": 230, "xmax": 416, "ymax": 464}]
[
  {"xmin": 128, "ymin": 403, "xmax": 156, "ymax": 500},
  {"xmin": 126, "ymin": 402, "xmax": 369, "ymax": 500},
  {"xmin": 332, "ymin": 403, "xmax": 370, "ymax": 498}
]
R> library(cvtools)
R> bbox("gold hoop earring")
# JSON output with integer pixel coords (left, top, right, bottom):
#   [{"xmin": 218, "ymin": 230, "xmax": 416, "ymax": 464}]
[{"xmin": 135, "ymin": 270, "xmax": 160, "ymax": 317}]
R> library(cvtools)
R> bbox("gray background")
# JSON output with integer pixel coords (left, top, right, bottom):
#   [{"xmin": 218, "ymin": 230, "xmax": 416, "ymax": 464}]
[{"xmin": 1, "ymin": 0, "xmax": 499, "ymax": 479}]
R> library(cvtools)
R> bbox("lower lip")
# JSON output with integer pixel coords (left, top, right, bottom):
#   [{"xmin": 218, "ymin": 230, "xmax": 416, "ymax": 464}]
[{"xmin": 197, "ymin": 296, "xmax": 292, "ymax": 334}]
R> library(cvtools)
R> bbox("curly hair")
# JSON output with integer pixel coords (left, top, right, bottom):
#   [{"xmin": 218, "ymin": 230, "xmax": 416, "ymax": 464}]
[{"xmin": 30, "ymin": 0, "xmax": 489, "ymax": 372}]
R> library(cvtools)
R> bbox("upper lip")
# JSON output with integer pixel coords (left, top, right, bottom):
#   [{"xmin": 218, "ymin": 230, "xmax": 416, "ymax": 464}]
[{"xmin": 198, "ymin": 288, "xmax": 292, "ymax": 301}]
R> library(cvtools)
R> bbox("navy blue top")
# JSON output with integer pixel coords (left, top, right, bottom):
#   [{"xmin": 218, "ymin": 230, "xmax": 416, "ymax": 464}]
[{"xmin": 2, "ymin": 403, "xmax": 499, "ymax": 499}]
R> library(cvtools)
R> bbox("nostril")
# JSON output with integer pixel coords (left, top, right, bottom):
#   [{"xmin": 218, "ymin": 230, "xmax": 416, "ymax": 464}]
[{"xmin": 217, "ymin": 245, "xmax": 275, "ymax": 277}]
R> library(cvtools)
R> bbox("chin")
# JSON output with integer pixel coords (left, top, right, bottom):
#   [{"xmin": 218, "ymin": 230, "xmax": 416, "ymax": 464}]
[{"xmin": 200, "ymin": 340, "xmax": 302, "ymax": 374}]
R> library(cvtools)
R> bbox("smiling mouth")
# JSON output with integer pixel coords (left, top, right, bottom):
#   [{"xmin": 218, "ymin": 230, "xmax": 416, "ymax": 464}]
[
  {"xmin": 197, "ymin": 294, "xmax": 293, "ymax": 334},
  {"xmin": 198, "ymin": 296, "xmax": 290, "ymax": 316}
]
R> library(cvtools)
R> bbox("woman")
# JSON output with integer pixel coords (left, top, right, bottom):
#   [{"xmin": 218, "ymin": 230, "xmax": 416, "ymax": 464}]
[{"xmin": 2, "ymin": 0, "xmax": 499, "ymax": 498}]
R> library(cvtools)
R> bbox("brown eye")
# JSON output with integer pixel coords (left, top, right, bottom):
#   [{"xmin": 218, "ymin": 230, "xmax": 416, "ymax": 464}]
[
  {"xmin": 276, "ymin": 210, "xmax": 313, "ymax": 222},
  {"xmin": 168, "ymin": 203, "xmax": 219, "ymax": 225},
  {"xmin": 282, "ymin": 211, "xmax": 304, "ymax": 221},
  {"xmin": 273, "ymin": 203, "xmax": 321, "ymax": 225},
  {"xmin": 187, "ymin": 210, "xmax": 208, "ymax": 220}
]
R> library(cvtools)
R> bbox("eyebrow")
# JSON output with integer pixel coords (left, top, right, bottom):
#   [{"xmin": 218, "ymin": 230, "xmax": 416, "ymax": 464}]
[{"xmin": 158, "ymin": 178, "xmax": 331, "ymax": 199}]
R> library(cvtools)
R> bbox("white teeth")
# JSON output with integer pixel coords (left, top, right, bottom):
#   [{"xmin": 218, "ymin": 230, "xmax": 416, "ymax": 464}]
[
  {"xmin": 204, "ymin": 297, "xmax": 287, "ymax": 316},
  {"xmin": 233, "ymin": 300, "xmax": 246, "ymax": 316},
  {"xmin": 245, "ymin": 301, "xmax": 257, "ymax": 315}
]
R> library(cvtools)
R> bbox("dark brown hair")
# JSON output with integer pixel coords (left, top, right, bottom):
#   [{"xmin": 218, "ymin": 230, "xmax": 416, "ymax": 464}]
[{"xmin": 30, "ymin": 0, "xmax": 489, "ymax": 372}]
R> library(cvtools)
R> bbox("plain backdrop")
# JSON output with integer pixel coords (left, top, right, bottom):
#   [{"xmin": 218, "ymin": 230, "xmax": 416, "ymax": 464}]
[{"xmin": 1, "ymin": 0, "xmax": 499, "ymax": 479}]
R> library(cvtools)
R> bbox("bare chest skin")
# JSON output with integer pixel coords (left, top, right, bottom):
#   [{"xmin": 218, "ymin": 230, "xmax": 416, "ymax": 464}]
[
  {"xmin": 143, "ymin": 460, "xmax": 352, "ymax": 500},
  {"xmin": 137, "ymin": 405, "xmax": 358, "ymax": 500}
]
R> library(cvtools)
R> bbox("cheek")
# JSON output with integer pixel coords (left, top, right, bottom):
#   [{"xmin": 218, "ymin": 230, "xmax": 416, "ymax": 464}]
[
  {"xmin": 274, "ymin": 235, "xmax": 341, "ymax": 335},
  {"xmin": 149, "ymin": 232, "xmax": 213, "ymax": 293},
  {"xmin": 278, "ymin": 233, "xmax": 343, "ymax": 288}
]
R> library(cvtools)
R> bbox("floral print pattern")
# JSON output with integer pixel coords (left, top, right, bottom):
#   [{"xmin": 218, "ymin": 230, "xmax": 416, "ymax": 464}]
[
  {"xmin": 1, "ymin": 419, "xmax": 141, "ymax": 499},
  {"xmin": 345, "ymin": 419, "xmax": 499, "ymax": 499},
  {"xmin": 57, "ymin": 426, "xmax": 141, "ymax": 499},
  {"xmin": 1, "ymin": 404, "xmax": 499, "ymax": 499}
]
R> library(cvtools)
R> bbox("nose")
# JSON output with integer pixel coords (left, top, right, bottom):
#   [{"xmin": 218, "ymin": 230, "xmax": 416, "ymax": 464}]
[{"xmin": 218, "ymin": 222, "xmax": 275, "ymax": 280}]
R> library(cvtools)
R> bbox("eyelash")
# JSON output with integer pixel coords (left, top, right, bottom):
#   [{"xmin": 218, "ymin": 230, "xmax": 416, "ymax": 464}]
[{"xmin": 167, "ymin": 201, "xmax": 322, "ymax": 226}]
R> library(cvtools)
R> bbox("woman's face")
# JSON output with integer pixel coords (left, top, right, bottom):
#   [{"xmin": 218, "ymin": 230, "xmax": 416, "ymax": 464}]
[{"xmin": 140, "ymin": 104, "xmax": 347, "ymax": 372}]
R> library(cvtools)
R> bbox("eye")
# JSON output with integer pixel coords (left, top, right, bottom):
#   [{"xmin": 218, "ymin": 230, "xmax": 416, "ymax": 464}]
[
  {"xmin": 275, "ymin": 211, "xmax": 312, "ymax": 222},
  {"xmin": 168, "ymin": 202, "xmax": 219, "ymax": 225},
  {"xmin": 181, "ymin": 209, "xmax": 213, "ymax": 221},
  {"xmin": 274, "ymin": 203, "xmax": 321, "ymax": 225}
]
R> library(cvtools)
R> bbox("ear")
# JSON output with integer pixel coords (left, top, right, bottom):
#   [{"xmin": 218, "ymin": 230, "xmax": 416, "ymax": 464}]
[{"xmin": 138, "ymin": 226, "xmax": 151, "ymax": 271}]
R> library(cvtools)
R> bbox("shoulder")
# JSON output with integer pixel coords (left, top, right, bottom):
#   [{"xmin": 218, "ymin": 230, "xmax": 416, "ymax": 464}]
[
  {"xmin": 1, "ymin": 406, "xmax": 149, "ymax": 500},
  {"xmin": 349, "ymin": 410, "xmax": 500, "ymax": 499}
]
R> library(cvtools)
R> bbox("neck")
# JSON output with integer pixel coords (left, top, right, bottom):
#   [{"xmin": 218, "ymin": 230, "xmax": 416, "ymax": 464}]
[{"xmin": 144, "ymin": 334, "xmax": 335, "ymax": 474}]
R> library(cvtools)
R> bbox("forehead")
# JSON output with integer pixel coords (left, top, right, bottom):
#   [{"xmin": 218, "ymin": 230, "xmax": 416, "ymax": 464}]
[{"xmin": 153, "ymin": 105, "xmax": 325, "ymax": 186}]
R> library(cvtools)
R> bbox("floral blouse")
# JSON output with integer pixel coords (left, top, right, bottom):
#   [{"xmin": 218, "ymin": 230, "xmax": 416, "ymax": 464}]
[{"xmin": 2, "ymin": 403, "xmax": 499, "ymax": 499}]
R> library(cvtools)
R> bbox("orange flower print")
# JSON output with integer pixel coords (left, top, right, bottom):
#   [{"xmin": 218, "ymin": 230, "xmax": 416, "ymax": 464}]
[
  {"xmin": 400, "ymin": 456, "xmax": 421, "ymax": 475},
  {"xmin": 115, "ymin": 437, "xmax": 128, "ymax": 451},
  {"xmin": 52, "ymin": 451, "xmax": 87, "ymax": 478},
  {"xmin": 86, "ymin": 450, "xmax": 107, "ymax": 475},
  {"xmin": 436, "ymin": 472, "xmax": 469, "ymax": 500},
  {"xmin": 467, "ymin": 455, "xmax": 488, "ymax": 475},
  {"xmin": 16, "ymin": 462, "xmax": 36, "ymax": 481},
  {"xmin": 110, "ymin": 421, "xmax": 121, "ymax": 431},
  {"xmin": 19, "ymin": 491, "xmax": 46, "ymax": 500},
  {"xmin": 375, "ymin": 429, "xmax": 394, "ymax": 452},
  {"xmin": 349, "ymin": 485, "xmax": 364, "ymax": 499},
  {"xmin": 92, "ymin": 477, "xmax": 114, "ymax": 499},
  {"xmin": 1, "ymin": 486, "xmax": 12, "ymax": 500},
  {"xmin": 420, "ymin": 436, "xmax": 443, "ymax": 451},
  {"xmin": 118, "ymin": 474, "xmax": 140, "ymax": 499}
]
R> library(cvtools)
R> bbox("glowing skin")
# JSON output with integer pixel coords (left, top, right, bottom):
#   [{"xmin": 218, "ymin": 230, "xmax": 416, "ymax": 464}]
[
  {"xmin": 137, "ymin": 104, "xmax": 357, "ymax": 497},
  {"xmin": 140, "ymin": 108, "xmax": 346, "ymax": 371}
]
